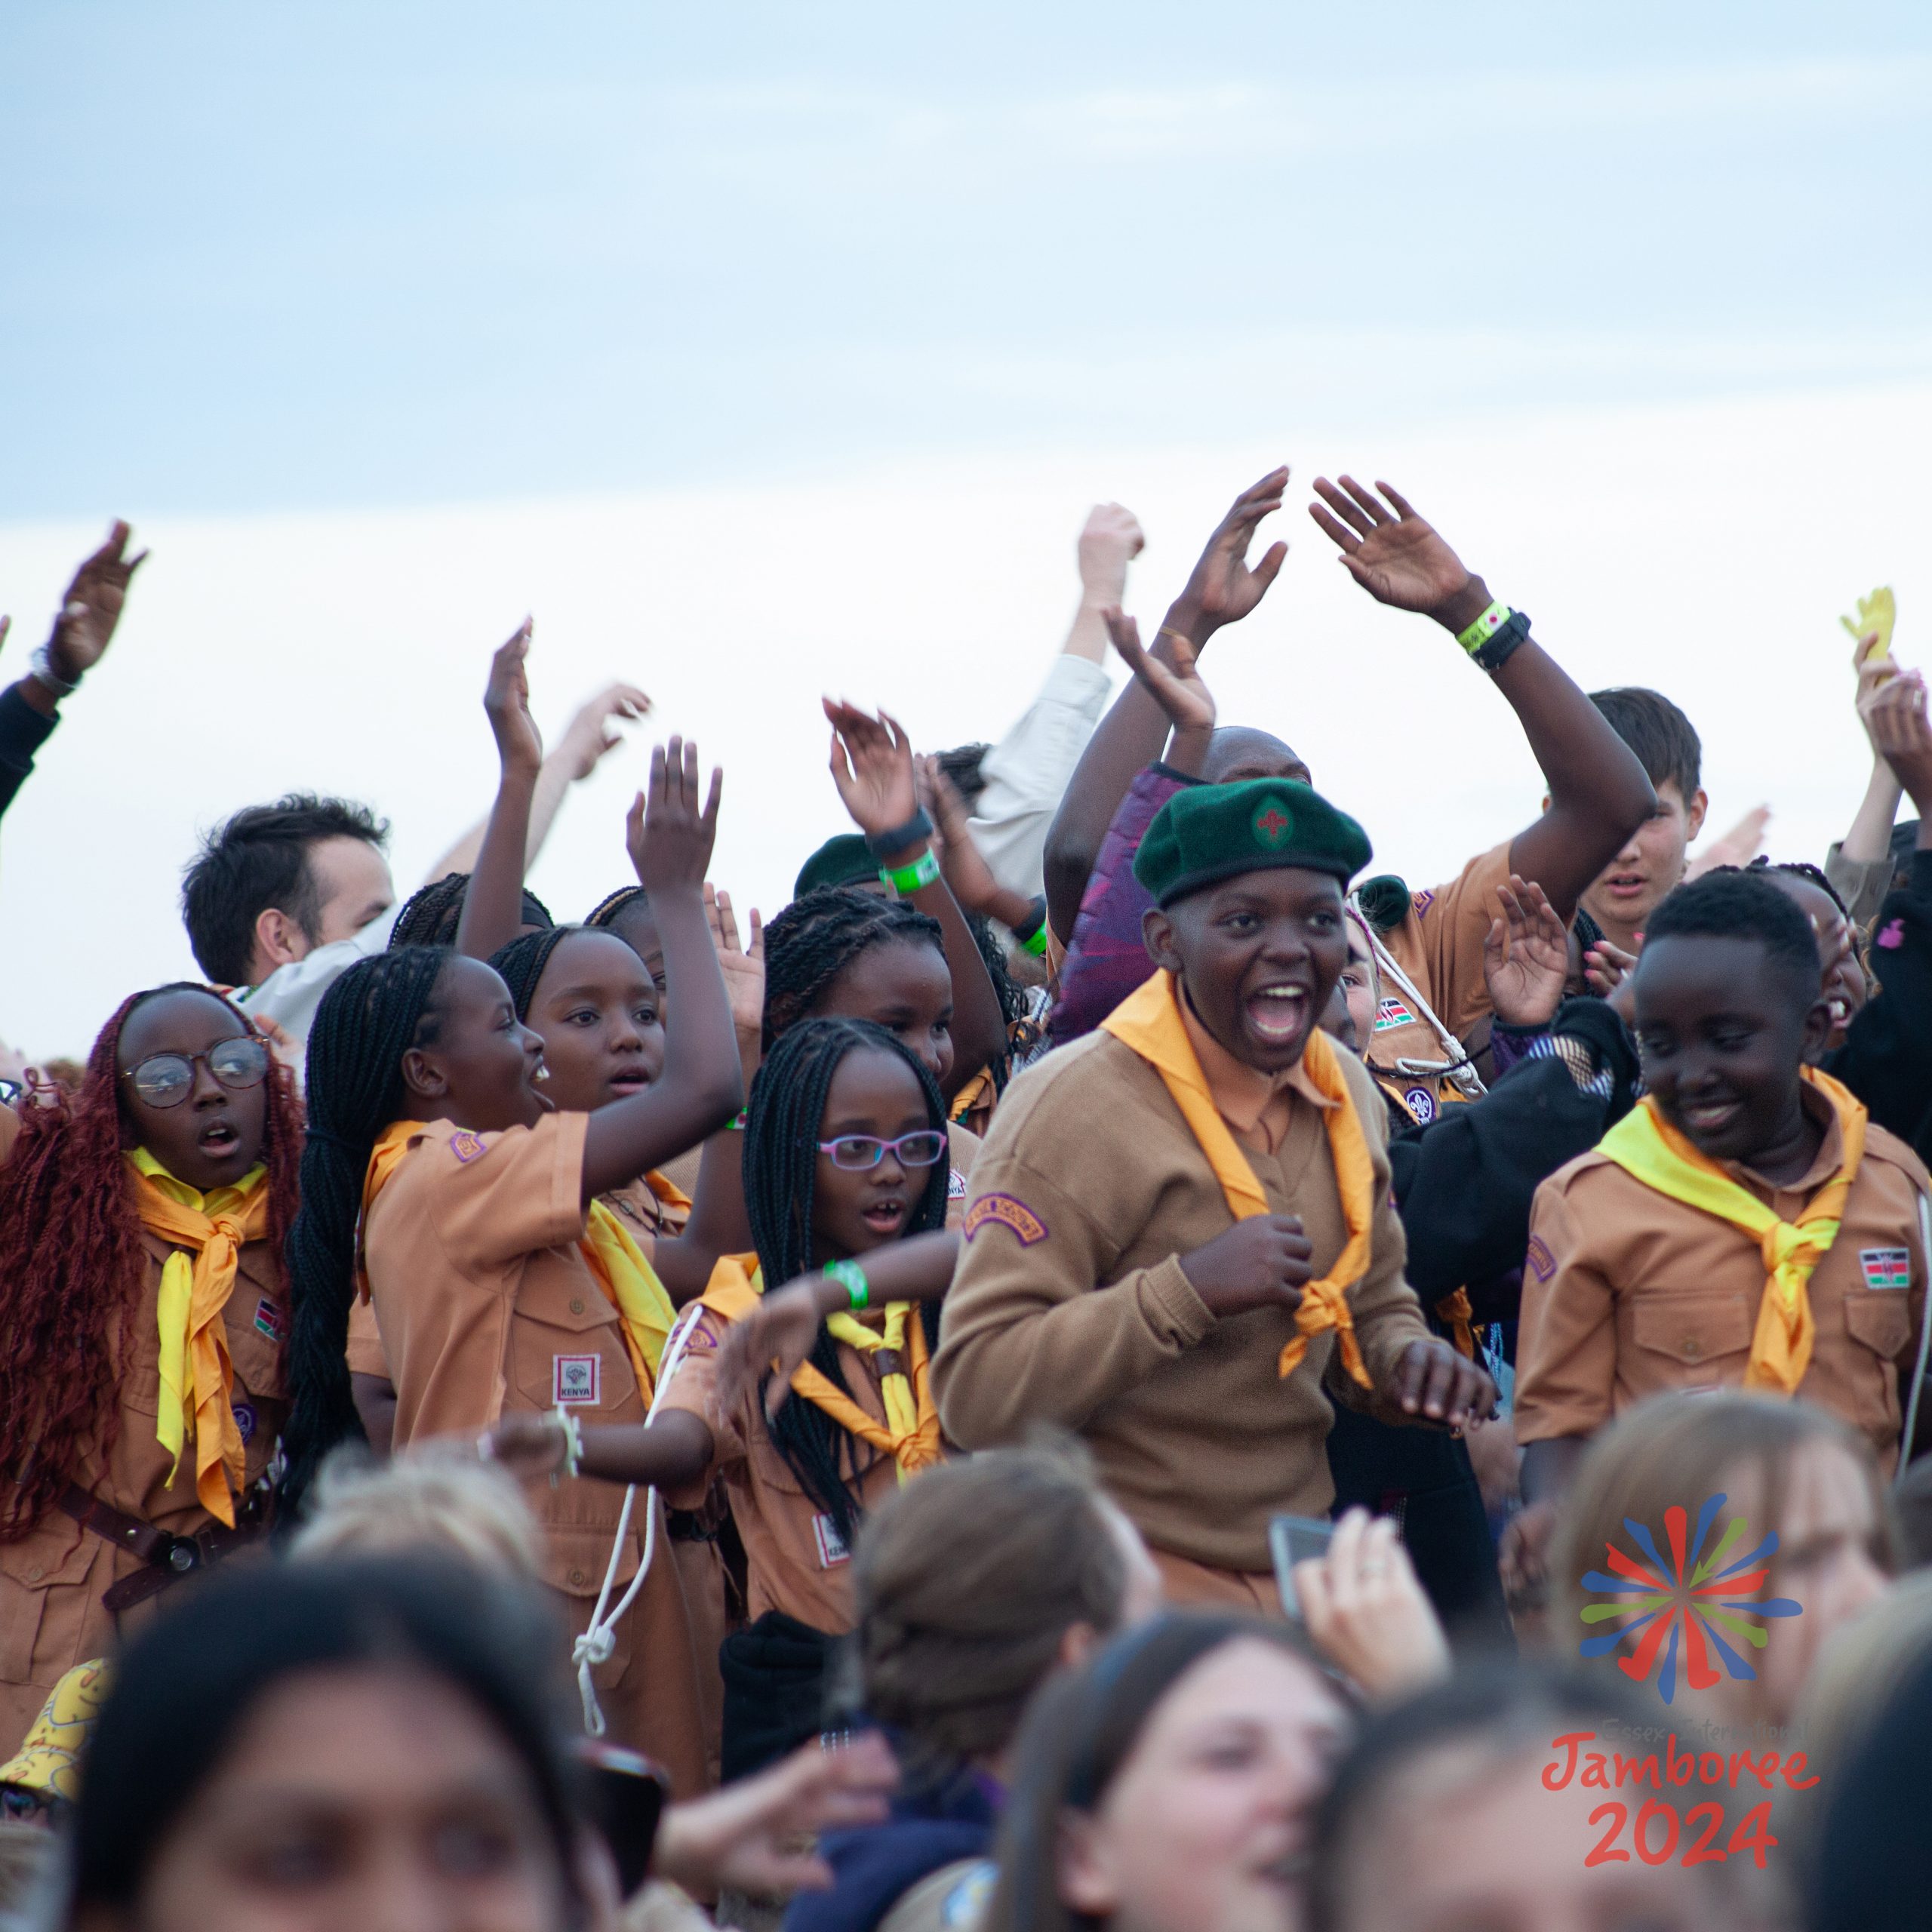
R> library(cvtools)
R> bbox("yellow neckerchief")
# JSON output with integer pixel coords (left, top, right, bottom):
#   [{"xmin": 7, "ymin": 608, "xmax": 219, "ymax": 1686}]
[
  {"xmin": 949, "ymin": 1068, "xmax": 995, "ymax": 1125},
  {"xmin": 126, "ymin": 1150, "xmax": 270, "ymax": 1527},
  {"xmin": 700, "ymin": 1255, "xmax": 944, "ymax": 1481},
  {"xmin": 355, "ymin": 1120, "xmax": 424, "ymax": 1303},
  {"xmin": 1597, "ymin": 1069, "xmax": 1869, "ymax": 1395},
  {"xmin": 1100, "ymin": 971, "xmax": 1374, "ymax": 1387},
  {"xmin": 644, "ymin": 1168, "xmax": 692, "ymax": 1229},
  {"xmin": 581, "ymin": 1201, "xmax": 679, "ymax": 1395}
]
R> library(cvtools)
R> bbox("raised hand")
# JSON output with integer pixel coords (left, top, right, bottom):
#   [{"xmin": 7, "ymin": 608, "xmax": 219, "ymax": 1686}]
[
  {"xmin": 1583, "ymin": 937, "xmax": 1639, "ymax": 1024},
  {"xmin": 1482, "ymin": 875, "xmax": 1571, "ymax": 1028},
  {"xmin": 1077, "ymin": 501, "xmax": 1146, "ymax": 608},
  {"xmin": 1291, "ymin": 1509, "xmax": 1451, "ymax": 1699},
  {"xmin": 628, "ymin": 736, "xmax": 722, "ymax": 897},
  {"xmin": 482, "ymin": 619, "xmax": 543, "ymax": 777},
  {"xmin": 705, "ymin": 884, "xmax": 765, "ymax": 1038},
  {"xmin": 1866, "ymin": 669, "xmax": 1932, "ymax": 809},
  {"xmin": 1104, "ymin": 607, "xmax": 1216, "ymax": 774},
  {"xmin": 553, "ymin": 681, "xmax": 651, "ymax": 782},
  {"xmin": 825, "ymin": 700, "xmax": 919, "ymax": 845},
  {"xmin": 45, "ymin": 519, "xmax": 147, "ymax": 684},
  {"xmin": 1388, "ymin": 1336, "xmax": 1496, "ymax": 1427},
  {"xmin": 715, "ymin": 1276, "xmax": 832, "ymax": 1420},
  {"xmin": 1309, "ymin": 478, "xmax": 1486, "ymax": 629},
  {"xmin": 1173, "ymin": 467, "xmax": 1290, "ymax": 638},
  {"xmin": 1178, "ymin": 1214, "xmax": 1314, "ymax": 1319}
]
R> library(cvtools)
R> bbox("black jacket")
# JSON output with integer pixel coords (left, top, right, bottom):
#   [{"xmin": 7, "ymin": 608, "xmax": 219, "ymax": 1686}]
[
  {"xmin": 1825, "ymin": 849, "xmax": 1932, "ymax": 1164},
  {"xmin": 0, "ymin": 682, "xmax": 56, "ymax": 828}
]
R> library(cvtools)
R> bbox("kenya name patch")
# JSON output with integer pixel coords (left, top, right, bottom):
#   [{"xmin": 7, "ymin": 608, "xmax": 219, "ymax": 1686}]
[
  {"xmin": 1374, "ymin": 995, "xmax": 1416, "ymax": 1033},
  {"xmin": 964, "ymin": 1192, "xmax": 1048, "ymax": 1246}
]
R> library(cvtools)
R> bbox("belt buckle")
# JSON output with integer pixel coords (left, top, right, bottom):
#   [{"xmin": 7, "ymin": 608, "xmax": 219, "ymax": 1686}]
[{"xmin": 162, "ymin": 1536, "xmax": 201, "ymax": 1576}]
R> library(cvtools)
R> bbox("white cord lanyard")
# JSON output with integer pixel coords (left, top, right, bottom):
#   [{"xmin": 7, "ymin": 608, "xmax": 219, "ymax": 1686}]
[
  {"xmin": 570, "ymin": 1299, "xmax": 712, "ymax": 1736},
  {"xmin": 1346, "ymin": 894, "xmax": 1487, "ymax": 1100}
]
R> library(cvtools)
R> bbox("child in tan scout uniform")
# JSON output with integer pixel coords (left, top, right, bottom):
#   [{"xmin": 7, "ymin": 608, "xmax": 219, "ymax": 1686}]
[
  {"xmin": 934, "ymin": 779, "xmax": 1496, "ymax": 1609},
  {"xmin": 0, "ymin": 985, "xmax": 303, "ymax": 1755},
  {"xmin": 1514, "ymin": 872, "xmax": 1931, "ymax": 1562},
  {"xmin": 276, "ymin": 737, "xmax": 744, "ymax": 1793},
  {"xmin": 491, "ymin": 1014, "xmax": 963, "ymax": 1781}
]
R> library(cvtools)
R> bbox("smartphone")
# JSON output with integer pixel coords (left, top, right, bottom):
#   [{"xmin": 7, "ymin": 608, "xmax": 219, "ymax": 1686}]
[
  {"xmin": 1269, "ymin": 1512, "xmax": 1337, "ymax": 1620},
  {"xmin": 575, "ymin": 1739, "xmax": 669, "ymax": 1896}
]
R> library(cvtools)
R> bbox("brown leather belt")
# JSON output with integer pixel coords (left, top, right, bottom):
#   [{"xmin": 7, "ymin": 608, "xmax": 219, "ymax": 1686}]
[{"xmin": 58, "ymin": 1482, "xmax": 270, "ymax": 1615}]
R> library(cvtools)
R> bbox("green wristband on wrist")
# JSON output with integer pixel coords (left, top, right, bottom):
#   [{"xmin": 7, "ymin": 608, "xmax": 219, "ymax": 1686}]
[
  {"xmin": 1455, "ymin": 600, "xmax": 1514, "ymax": 656},
  {"xmin": 823, "ymin": 1259, "xmax": 870, "ymax": 1312},
  {"xmin": 1023, "ymin": 924, "xmax": 1050, "ymax": 957},
  {"xmin": 880, "ymin": 847, "xmax": 941, "ymax": 895}
]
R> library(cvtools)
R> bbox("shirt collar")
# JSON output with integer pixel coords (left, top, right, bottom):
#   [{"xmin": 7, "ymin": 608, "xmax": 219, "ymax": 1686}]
[
  {"xmin": 1177, "ymin": 984, "xmax": 1334, "ymax": 1136},
  {"xmin": 127, "ymin": 1146, "xmax": 266, "ymax": 1216}
]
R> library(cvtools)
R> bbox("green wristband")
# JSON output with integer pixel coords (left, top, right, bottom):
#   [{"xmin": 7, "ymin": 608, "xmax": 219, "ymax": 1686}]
[
  {"xmin": 823, "ymin": 1259, "xmax": 870, "ymax": 1312},
  {"xmin": 1023, "ymin": 924, "xmax": 1050, "ymax": 957},
  {"xmin": 1455, "ymin": 599, "xmax": 1514, "ymax": 657},
  {"xmin": 879, "ymin": 847, "xmax": 941, "ymax": 895}
]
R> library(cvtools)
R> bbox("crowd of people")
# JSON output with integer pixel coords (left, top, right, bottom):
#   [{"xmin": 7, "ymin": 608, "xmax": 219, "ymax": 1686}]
[{"xmin": 0, "ymin": 469, "xmax": 1927, "ymax": 1932}]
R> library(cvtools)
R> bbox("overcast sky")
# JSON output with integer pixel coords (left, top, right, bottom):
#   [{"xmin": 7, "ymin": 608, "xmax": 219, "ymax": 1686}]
[{"xmin": 2, "ymin": 3, "xmax": 1928, "ymax": 1051}]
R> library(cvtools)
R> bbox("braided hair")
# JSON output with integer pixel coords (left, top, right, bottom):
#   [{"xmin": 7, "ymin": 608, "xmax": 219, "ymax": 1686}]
[
  {"xmin": 1748, "ymin": 856, "xmax": 1854, "ymax": 921},
  {"xmin": 761, "ymin": 887, "xmax": 947, "ymax": 1054},
  {"xmin": 0, "ymin": 986, "xmax": 303, "ymax": 1539},
  {"xmin": 490, "ymin": 925, "xmax": 582, "ymax": 1020},
  {"xmin": 389, "ymin": 873, "xmax": 553, "ymax": 950},
  {"xmin": 585, "ymin": 885, "xmax": 646, "ymax": 929},
  {"xmin": 744, "ymin": 1017, "xmax": 949, "ymax": 1549},
  {"xmin": 278, "ymin": 946, "xmax": 451, "ymax": 1519}
]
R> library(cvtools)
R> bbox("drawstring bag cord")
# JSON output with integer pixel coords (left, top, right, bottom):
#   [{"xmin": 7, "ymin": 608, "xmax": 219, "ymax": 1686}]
[
  {"xmin": 571, "ymin": 1300, "xmax": 709, "ymax": 1736},
  {"xmin": 1346, "ymin": 894, "xmax": 1487, "ymax": 1101}
]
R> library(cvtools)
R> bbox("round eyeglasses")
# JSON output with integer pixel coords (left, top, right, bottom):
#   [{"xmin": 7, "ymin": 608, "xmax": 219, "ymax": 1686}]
[
  {"xmin": 816, "ymin": 1130, "xmax": 948, "ymax": 1171},
  {"xmin": 122, "ymin": 1037, "xmax": 271, "ymax": 1109}
]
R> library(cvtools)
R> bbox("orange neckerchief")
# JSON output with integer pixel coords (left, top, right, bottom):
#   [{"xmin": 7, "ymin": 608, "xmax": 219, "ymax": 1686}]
[
  {"xmin": 1435, "ymin": 1289, "xmax": 1478, "ymax": 1359},
  {"xmin": 126, "ymin": 1157, "xmax": 272, "ymax": 1526},
  {"xmin": 355, "ymin": 1120, "xmax": 423, "ymax": 1302},
  {"xmin": 1100, "ymin": 971, "xmax": 1374, "ymax": 1387},
  {"xmin": 1598, "ymin": 1070, "xmax": 1868, "ymax": 1395},
  {"xmin": 700, "ymin": 1255, "xmax": 945, "ymax": 1478}
]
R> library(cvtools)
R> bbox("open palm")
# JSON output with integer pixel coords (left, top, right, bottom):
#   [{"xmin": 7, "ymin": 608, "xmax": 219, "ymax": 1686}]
[
  {"xmin": 825, "ymin": 700, "xmax": 918, "ymax": 840},
  {"xmin": 1309, "ymin": 478, "xmax": 1472, "ymax": 614}
]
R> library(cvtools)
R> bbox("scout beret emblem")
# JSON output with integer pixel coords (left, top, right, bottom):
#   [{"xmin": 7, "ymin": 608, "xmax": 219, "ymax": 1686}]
[{"xmin": 1252, "ymin": 797, "xmax": 1294, "ymax": 849}]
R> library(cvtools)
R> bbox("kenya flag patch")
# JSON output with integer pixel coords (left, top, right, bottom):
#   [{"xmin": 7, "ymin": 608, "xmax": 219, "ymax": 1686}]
[
  {"xmin": 1374, "ymin": 995, "xmax": 1416, "ymax": 1033},
  {"xmin": 1860, "ymin": 1248, "xmax": 1912, "ymax": 1291}
]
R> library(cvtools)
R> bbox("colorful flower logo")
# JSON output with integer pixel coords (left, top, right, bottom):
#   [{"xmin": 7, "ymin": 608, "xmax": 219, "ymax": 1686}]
[{"xmin": 1577, "ymin": 1494, "xmax": 1802, "ymax": 1704}]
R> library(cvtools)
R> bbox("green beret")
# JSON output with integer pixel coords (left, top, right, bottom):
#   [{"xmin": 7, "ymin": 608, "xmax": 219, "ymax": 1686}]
[
  {"xmin": 794, "ymin": 834, "xmax": 878, "ymax": 900},
  {"xmin": 1133, "ymin": 780, "xmax": 1373, "ymax": 907}
]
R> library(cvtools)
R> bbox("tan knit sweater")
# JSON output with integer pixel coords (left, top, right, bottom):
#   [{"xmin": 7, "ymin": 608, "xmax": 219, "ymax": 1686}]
[{"xmin": 931, "ymin": 1029, "xmax": 1431, "ymax": 1573}]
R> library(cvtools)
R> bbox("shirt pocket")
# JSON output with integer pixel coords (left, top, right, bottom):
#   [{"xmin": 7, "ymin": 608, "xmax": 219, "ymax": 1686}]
[
  {"xmin": 0, "ymin": 1525, "xmax": 92, "ymax": 1686},
  {"xmin": 1843, "ymin": 1292, "xmax": 1912, "ymax": 1435},
  {"xmin": 1630, "ymin": 1294, "xmax": 1755, "ymax": 1383},
  {"xmin": 509, "ymin": 1282, "xmax": 635, "ymax": 1416},
  {"xmin": 539, "ymin": 1524, "xmax": 642, "ymax": 1688}
]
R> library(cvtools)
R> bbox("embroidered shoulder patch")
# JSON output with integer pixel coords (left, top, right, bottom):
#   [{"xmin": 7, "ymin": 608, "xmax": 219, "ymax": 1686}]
[
  {"xmin": 1861, "ymin": 1247, "xmax": 1913, "ymax": 1291},
  {"xmin": 449, "ymin": 1129, "xmax": 487, "ymax": 1164},
  {"xmin": 1412, "ymin": 888, "xmax": 1435, "ymax": 915},
  {"xmin": 1374, "ymin": 995, "xmax": 1416, "ymax": 1033},
  {"xmin": 964, "ymin": 1192, "xmax": 1048, "ymax": 1245},
  {"xmin": 1526, "ymin": 1233, "xmax": 1556, "ymax": 1283}
]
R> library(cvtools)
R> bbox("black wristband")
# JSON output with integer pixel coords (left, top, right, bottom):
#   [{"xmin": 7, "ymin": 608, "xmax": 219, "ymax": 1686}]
[
  {"xmin": 1472, "ymin": 609, "xmax": 1531, "ymax": 675},
  {"xmin": 1011, "ymin": 894, "xmax": 1048, "ymax": 944},
  {"xmin": 863, "ymin": 806, "xmax": 934, "ymax": 860}
]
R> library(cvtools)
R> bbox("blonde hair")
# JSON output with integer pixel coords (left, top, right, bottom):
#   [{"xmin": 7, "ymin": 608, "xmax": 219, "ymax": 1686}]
[{"xmin": 289, "ymin": 1444, "xmax": 544, "ymax": 1579}]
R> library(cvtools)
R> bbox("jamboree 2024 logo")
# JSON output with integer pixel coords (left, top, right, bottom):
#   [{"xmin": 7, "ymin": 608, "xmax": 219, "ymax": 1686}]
[{"xmin": 1543, "ymin": 1495, "xmax": 1813, "ymax": 1871}]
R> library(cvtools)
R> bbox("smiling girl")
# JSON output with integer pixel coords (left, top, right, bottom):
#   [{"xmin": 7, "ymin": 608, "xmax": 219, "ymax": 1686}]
[
  {"xmin": 277, "ymin": 738, "xmax": 743, "ymax": 1774},
  {"xmin": 0, "ymin": 984, "xmax": 303, "ymax": 1754},
  {"xmin": 490, "ymin": 1014, "xmax": 959, "ymax": 1779}
]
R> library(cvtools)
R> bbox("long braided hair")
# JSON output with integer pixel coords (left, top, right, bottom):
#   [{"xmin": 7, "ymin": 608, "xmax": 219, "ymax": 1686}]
[
  {"xmin": 0, "ymin": 985, "xmax": 303, "ymax": 1538},
  {"xmin": 761, "ymin": 887, "xmax": 947, "ymax": 1053},
  {"xmin": 585, "ymin": 885, "xmax": 646, "ymax": 930},
  {"xmin": 278, "ymin": 946, "xmax": 451, "ymax": 1519},
  {"xmin": 390, "ymin": 872, "xmax": 553, "ymax": 949},
  {"xmin": 744, "ymin": 1017, "xmax": 949, "ymax": 1550}
]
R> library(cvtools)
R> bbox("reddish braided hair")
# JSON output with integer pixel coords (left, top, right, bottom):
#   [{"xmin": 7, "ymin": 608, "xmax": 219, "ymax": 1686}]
[{"xmin": 0, "ymin": 984, "xmax": 304, "ymax": 1540}]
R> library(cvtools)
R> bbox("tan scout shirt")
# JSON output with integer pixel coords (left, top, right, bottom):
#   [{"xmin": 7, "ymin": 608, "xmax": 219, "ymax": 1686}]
[
  {"xmin": 657, "ymin": 1303, "xmax": 907, "ymax": 1635},
  {"xmin": 931, "ymin": 1028, "xmax": 1432, "ymax": 1573},
  {"xmin": 1515, "ymin": 1094, "xmax": 1931, "ymax": 1471},
  {"xmin": 0, "ymin": 1220, "xmax": 285, "ymax": 1755},
  {"xmin": 1371, "ymin": 838, "xmax": 1514, "ymax": 1078}
]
